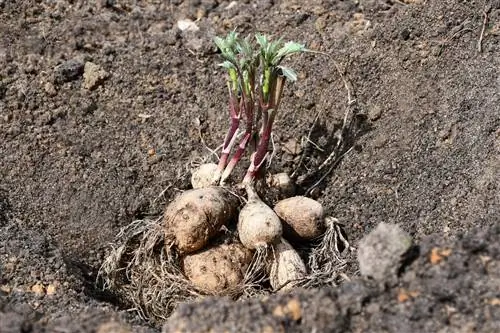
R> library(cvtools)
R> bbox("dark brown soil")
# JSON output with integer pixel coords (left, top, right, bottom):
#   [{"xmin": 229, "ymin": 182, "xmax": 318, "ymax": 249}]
[{"xmin": 1, "ymin": 0, "xmax": 499, "ymax": 332}]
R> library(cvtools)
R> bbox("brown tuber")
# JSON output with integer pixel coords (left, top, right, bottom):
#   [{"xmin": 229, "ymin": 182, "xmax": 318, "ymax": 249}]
[
  {"xmin": 238, "ymin": 185, "xmax": 282, "ymax": 250},
  {"xmin": 182, "ymin": 241, "xmax": 253, "ymax": 295},
  {"xmin": 267, "ymin": 172, "xmax": 296, "ymax": 197},
  {"xmin": 269, "ymin": 238, "xmax": 307, "ymax": 291},
  {"xmin": 163, "ymin": 187, "xmax": 238, "ymax": 254},
  {"xmin": 274, "ymin": 196, "xmax": 325, "ymax": 241},
  {"xmin": 191, "ymin": 163, "xmax": 218, "ymax": 189}
]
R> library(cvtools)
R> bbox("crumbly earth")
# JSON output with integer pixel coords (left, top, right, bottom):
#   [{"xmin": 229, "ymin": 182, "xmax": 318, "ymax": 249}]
[
  {"xmin": 164, "ymin": 224, "xmax": 500, "ymax": 333},
  {"xmin": 0, "ymin": 0, "xmax": 498, "ymax": 332}
]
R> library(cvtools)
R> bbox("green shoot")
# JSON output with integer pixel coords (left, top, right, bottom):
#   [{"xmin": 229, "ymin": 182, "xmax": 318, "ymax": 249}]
[{"xmin": 213, "ymin": 32, "xmax": 307, "ymax": 185}]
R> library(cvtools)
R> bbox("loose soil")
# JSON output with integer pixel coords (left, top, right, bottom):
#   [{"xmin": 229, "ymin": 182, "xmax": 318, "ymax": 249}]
[{"xmin": 1, "ymin": 0, "xmax": 499, "ymax": 332}]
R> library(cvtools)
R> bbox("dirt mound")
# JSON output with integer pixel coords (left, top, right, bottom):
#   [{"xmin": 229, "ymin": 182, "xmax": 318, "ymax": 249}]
[{"xmin": 164, "ymin": 224, "xmax": 500, "ymax": 333}]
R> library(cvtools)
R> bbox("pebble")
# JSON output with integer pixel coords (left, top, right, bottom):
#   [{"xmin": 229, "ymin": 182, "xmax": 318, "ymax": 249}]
[
  {"xmin": 46, "ymin": 283, "xmax": 57, "ymax": 295},
  {"xmin": 282, "ymin": 138, "xmax": 302, "ymax": 155},
  {"xmin": 177, "ymin": 19, "xmax": 199, "ymax": 32},
  {"xmin": 315, "ymin": 16, "xmax": 328, "ymax": 32},
  {"xmin": 83, "ymin": 62, "xmax": 109, "ymax": 90},
  {"xmin": 358, "ymin": 222, "xmax": 413, "ymax": 281},
  {"xmin": 31, "ymin": 283, "xmax": 45, "ymax": 295},
  {"xmin": 54, "ymin": 59, "xmax": 84, "ymax": 84},
  {"xmin": 368, "ymin": 105, "xmax": 382, "ymax": 121},
  {"xmin": 44, "ymin": 82, "xmax": 57, "ymax": 96},
  {"xmin": 165, "ymin": 29, "xmax": 179, "ymax": 45}
]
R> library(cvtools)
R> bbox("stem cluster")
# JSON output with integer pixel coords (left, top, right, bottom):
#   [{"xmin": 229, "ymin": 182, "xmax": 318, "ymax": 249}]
[{"xmin": 212, "ymin": 32, "xmax": 306, "ymax": 185}]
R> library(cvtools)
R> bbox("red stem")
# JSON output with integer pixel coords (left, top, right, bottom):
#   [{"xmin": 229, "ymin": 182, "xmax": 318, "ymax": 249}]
[
  {"xmin": 243, "ymin": 76, "xmax": 286, "ymax": 184},
  {"xmin": 214, "ymin": 94, "xmax": 240, "ymax": 182},
  {"xmin": 220, "ymin": 131, "xmax": 252, "ymax": 184},
  {"xmin": 220, "ymin": 96, "xmax": 254, "ymax": 184},
  {"xmin": 243, "ymin": 121, "xmax": 271, "ymax": 184}
]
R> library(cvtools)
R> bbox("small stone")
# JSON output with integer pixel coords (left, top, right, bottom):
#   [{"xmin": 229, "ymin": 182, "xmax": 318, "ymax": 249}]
[
  {"xmin": 261, "ymin": 326, "xmax": 275, "ymax": 333},
  {"xmin": 0, "ymin": 285, "xmax": 11, "ymax": 293},
  {"xmin": 54, "ymin": 59, "xmax": 84, "ymax": 84},
  {"xmin": 165, "ymin": 29, "xmax": 179, "ymax": 45},
  {"xmin": 83, "ymin": 62, "xmax": 109, "ymax": 90},
  {"xmin": 46, "ymin": 284, "xmax": 56, "ymax": 295},
  {"xmin": 282, "ymin": 138, "xmax": 302, "ymax": 155},
  {"xmin": 191, "ymin": 163, "xmax": 218, "ymax": 189},
  {"xmin": 272, "ymin": 299, "xmax": 302, "ymax": 320},
  {"xmin": 31, "ymin": 283, "xmax": 45, "ymax": 295},
  {"xmin": 267, "ymin": 172, "xmax": 295, "ymax": 196},
  {"xmin": 294, "ymin": 89, "xmax": 305, "ymax": 98},
  {"xmin": 147, "ymin": 22, "xmax": 169, "ymax": 36},
  {"xmin": 44, "ymin": 82, "xmax": 57, "ymax": 96},
  {"xmin": 397, "ymin": 288, "xmax": 419, "ymax": 303},
  {"xmin": 286, "ymin": 299, "xmax": 302, "ymax": 321},
  {"xmin": 315, "ymin": 16, "xmax": 327, "ymax": 32},
  {"xmin": 429, "ymin": 247, "xmax": 452, "ymax": 265},
  {"xmin": 357, "ymin": 222, "xmax": 412, "ymax": 281},
  {"xmin": 368, "ymin": 105, "xmax": 382, "ymax": 121},
  {"xmin": 225, "ymin": 1, "xmax": 238, "ymax": 10},
  {"xmin": 373, "ymin": 135, "xmax": 388, "ymax": 148},
  {"xmin": 272, "ymin": 305, "xmax": 285, "ymax": 317},
  {"xmin": 177, "ymin": 19, "xmax": 199, "ymax": 32},
  {"xmin": 488, "ymin": 298, "xmax": 500, "ymax": 306},
  {"xmin": 196, "ymin": 8, "xmax": 206, "ymax": 19}
]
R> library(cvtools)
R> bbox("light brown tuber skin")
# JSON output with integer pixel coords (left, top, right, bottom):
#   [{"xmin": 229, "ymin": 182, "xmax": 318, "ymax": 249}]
[
  {"xmin": 267, "ymin": 172, "xmax": 296, "ymax": 197},
  {"xmin": 274, "ymin": 196, "xmax": 325, "ymax": 241},
  {"xmin": 191, "ymin": 163, "xmax": 218, "ymax": 189},
  {"xmin": 163, "ymin": 187, "xmax": 238, "ymax": 254},
  {"xmin": 269, "ymin": 238, "xmax": 307, "ymax": 292},
  {"xmin": 238, "ymin": 185, "xmax": 282, "ymax": 250},
  {"xmin": 182, "ymin": 242, "xmax": 253, "ymax": 295}
]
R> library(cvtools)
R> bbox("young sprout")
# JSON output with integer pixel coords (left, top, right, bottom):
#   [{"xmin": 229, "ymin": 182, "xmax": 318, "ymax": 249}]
[
  {"xmin": 212, "ymin": 32, "xmax": 241, "ymax": 184},
  {"xmin": 213, "ymin": 32, "xmax": 306, "ymax": 185}
]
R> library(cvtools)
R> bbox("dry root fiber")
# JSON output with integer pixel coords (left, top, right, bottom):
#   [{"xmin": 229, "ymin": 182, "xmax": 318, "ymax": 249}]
[
  {"xmin": 98, "ymin": 218, "xmax": 202, "ymax": 323},
  {"xmin": 301, "ymin": 217, "xmax": 351, "ymax": 288}
]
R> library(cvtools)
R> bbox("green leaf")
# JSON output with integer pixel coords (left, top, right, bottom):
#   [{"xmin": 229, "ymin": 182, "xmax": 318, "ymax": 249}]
[
  {"xmin": 277, "ymin": 66, "xmax": 297, "ymax": 82},
  {"xmin": 214, "ymin": 36, "xmax": 226, "ymax": 51},
  {"xmin": 255, "ymin": 34, "xmax": 268, "ymax": 48},
  {"xmin": 266, "ymin": 39, "xmax": 282, "ymax": 63},
  {"xmin": 219, "ymin": 61, "xmax": 236, "ymax": 70},
  {"xmin": 214, "ymin": 31, "xmax": 240, "ymax": 65},
  {"xmin": 236, "ymin": 37, "xmax": 252, "ymax": 56},
  {"xmin": 272, "ymin": 41, "xmax": 305, "ymax": 65}
]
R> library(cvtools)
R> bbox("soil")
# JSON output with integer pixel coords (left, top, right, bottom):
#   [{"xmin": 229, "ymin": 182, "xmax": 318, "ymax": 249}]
[{"xmin": 0, "ymin": 0, "xmax": 499, "ymax": 332}]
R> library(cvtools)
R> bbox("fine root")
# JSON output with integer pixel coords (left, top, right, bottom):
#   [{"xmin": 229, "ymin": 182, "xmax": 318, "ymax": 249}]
[
  {"xmin": 240, "ymin": 245, "xmax": 271, "ymax": 298},
  {"xmin": 98, "ymin": 217, "xmax": 202, "ymax": 324},
  {"xmin": 301, "ymin": 217, "xmax": 351, "ymax": 288}
]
